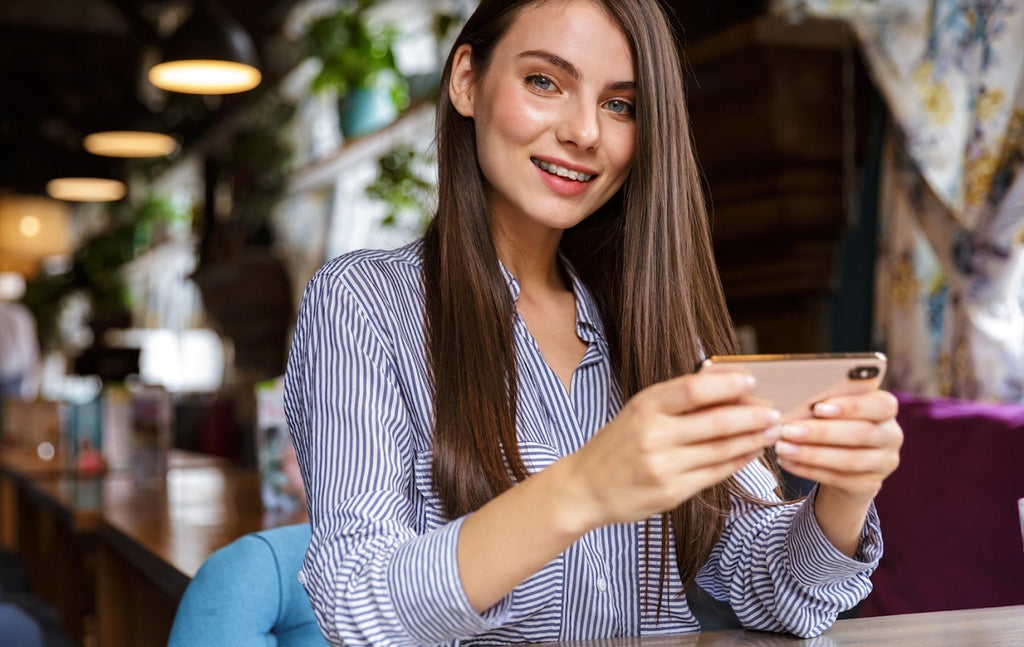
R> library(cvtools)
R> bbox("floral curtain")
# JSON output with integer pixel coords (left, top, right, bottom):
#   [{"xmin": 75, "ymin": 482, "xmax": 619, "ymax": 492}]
[{"xmin": 772, "ymin": 0, "xmax": 1024, "ymax": 401}]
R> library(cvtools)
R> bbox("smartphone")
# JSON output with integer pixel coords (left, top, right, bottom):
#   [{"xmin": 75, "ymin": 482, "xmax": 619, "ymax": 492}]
[{"xmin": 697, "ymin": 352, "xmax": 887, "ymax": 421}]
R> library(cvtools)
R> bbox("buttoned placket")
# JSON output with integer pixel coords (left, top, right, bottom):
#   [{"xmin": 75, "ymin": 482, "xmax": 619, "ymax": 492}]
[{"xmin": 502, "ymin": 258, "xmax": 637, "ymax": 640}]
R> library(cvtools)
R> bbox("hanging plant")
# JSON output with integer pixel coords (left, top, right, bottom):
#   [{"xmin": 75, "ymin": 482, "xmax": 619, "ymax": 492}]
[
  {"xmin": 301, "ymin": 0, "xmax": 409, "ymax": 137},
  {"xmin": 222, "ymin": 92, "xmax": 295, "ymax": 245},
  {"xmin": 22, "ymin": 194, "xmax": 187, "ymax": 349},
  {"xmin": 365, "ymin": 144, "xmax": 436, "ymax": 230}
]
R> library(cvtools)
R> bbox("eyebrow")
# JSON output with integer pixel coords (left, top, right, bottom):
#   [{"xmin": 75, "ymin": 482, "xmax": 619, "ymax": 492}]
[{"xmin": 517, "ymin": 49, "xmax": 635, "ymax": 92}]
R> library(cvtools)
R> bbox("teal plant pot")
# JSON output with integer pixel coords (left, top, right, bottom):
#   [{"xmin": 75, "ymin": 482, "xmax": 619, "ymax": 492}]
[{"xmin": 339, "ymin": 87, "xmax": 398, "ymax": 139}]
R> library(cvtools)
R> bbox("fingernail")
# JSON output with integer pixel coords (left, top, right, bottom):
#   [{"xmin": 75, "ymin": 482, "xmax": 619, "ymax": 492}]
[
  {"xmin": 781, "ymin": 424, "xmax": 807, "ymax": 440},
  {"xmin": 813, "ymin": 402, "xmax": 841, "ymax": 417},
  {"xmin": 775, "ymin": 440, "xmax": 797, "ymax": 457},
  {"xmin": 763, "ymin": 425, "xmax": 782, "ymax": 441},
  {"xmin": 742, "ymin": 374, "xmax": 757, "ymax": 389},
  {"xmin": 766, "ymin": 409, "xmax": 782, "ymax": 424}
]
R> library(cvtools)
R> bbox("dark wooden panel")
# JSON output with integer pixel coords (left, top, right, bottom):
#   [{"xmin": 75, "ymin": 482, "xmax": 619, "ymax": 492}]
[{"xmin": 685, "ymin": 16, "xmax": 871, "ymax": 353}]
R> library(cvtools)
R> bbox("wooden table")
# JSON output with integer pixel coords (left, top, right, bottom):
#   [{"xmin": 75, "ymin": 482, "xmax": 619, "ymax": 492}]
[
  {"xmin": 95, "ymin": 464, "xmax": 306, "ymax": 646},
  {"xmin": 0, "ymin": 447, "xmax": 229, "ymax": 550},
  {"xmin": 0, "ymin": 446, "xmax": 70, "ymax": 551},
  {"xmin": 536, "ymin": 605, "xmax": 1024, "ymax": 646},
  {"xmin": 0, "ymin": 446, "xmax": 89, "ymax": 641},
  {"xmin": 0, "ymin": 447, "xmax": 306, "ymax": 647},
  {"xmin": 8, "ymin": 446, "xmax": 1020, "ymax": 646}
]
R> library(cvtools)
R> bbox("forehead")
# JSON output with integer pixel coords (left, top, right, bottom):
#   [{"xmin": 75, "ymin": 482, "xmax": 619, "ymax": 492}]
[{"xmin": 494, "ymin": 0, "xmax": 634, "ymax": 79}]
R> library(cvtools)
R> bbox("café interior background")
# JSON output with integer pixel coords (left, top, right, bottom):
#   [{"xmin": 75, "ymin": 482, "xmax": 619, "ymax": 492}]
[{"xmin": 0, "ymin": 0, "xmax": 1022, "ymax": 468}]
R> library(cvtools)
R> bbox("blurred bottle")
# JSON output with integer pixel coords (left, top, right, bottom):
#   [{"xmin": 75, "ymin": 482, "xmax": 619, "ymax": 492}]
[
  {"xmin": 255, "ymin": 376, "xmax": 304, "ymax": 513},
  {"xmin": 57, "ymin": 374, "xmax": 104, "ymax": 473},
  {"xmin": 129, "ymin": 382, "xmax": 172, "ymax": 487},
  {"xmin": 101, "ymin": 383, "xmax": 132, "ymax": 471}
]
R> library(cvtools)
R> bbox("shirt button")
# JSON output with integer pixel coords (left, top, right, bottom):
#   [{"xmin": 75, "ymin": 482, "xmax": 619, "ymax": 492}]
[
  {"xmin": 297, "ymin": 570, "xmax": 307, "ymax": 586},
  {"xmin": 596, "ymin": 577, "xmax": 608, "ymax": 592}
]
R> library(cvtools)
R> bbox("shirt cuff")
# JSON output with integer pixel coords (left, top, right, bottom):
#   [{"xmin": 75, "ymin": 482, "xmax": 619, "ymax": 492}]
[
  {"xmin": 387, "ymin": 515, "xmax": 512, "ymax": 643},
  {"xmin": 785, "ymin": 486, "xmax": 883, "ymax": 588}
]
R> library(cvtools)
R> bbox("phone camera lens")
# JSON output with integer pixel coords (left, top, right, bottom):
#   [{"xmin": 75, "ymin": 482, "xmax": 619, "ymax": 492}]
[{"xmin": 849, "ymin": 366, "xmax": 879, "ymax": 380}]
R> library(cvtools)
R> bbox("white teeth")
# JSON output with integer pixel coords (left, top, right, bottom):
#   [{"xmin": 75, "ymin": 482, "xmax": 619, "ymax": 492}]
[{"xmin": 531, "ymin": 158, "xmax": 594, "ymax": 182}]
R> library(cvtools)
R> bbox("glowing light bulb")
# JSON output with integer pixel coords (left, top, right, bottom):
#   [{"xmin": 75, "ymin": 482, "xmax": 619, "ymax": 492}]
[{"xmin": 19, "ymin": 214, "xmax": 41, "ymax": 237}]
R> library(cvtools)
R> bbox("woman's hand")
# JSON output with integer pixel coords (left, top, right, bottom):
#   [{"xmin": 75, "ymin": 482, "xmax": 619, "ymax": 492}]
[
  {"xmin": 772, "ymin": 390, "xmax": 903, "ymax": 556},
  {"xmin": 460, "ymin": 371, "xmax": 779, "ymax": 613},
  {"xmin": 560, "ymin": 371, "xmax": 783, "ymax": 532}
]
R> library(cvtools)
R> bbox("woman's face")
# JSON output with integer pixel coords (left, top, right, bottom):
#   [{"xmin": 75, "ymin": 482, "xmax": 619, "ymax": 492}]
[{"xmin": 450, "ymin": 0, "xmax": 636, "ymax": 238}]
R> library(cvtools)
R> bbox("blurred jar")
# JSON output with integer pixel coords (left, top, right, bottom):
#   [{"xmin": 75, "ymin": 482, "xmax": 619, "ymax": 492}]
[
  {"xmin": 57, "ymin": 374, "xmax": 104, "ymax": 474},
  {"xmin": 129, "ymin": 382, "xmax": 173, "ymax": 487}
]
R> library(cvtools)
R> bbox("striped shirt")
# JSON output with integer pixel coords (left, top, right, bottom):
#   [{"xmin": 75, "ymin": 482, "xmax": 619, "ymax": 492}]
[{"xmin": 283, "ymin": 241, "xmax": 882, "ymax": 646}]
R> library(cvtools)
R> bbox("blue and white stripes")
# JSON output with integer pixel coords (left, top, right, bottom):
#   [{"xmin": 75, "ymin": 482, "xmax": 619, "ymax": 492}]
[{"xmin": 283, "ymin": 241, "xmax": 882, "ymax": 646}]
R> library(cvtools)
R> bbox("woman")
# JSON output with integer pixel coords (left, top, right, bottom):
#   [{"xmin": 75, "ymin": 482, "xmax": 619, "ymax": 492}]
[{"xmin": 283, "ymin": 0, "xmax": 903, "ymax": 644}]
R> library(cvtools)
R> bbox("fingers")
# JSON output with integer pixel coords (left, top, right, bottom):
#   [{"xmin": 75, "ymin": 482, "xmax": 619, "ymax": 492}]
[
  {"xmin": 659, "ymin": 427, "xmax": 777, "ymax": 476},
  {"xmin": 811, "ymin": 389, "xmax": 899, "ymax": 423},
  {"xmin": 575, "ymin": 422, "xmax": 768, "ymax": 526},
  {"xmin": 771, "ymin": 461, "xmax": 886, "ymax": 499},
  {"xmin": 646, "ymin": 371, "xmax": 758, "ymax": 415},
  {"xmin": 770, "ymin": 389, "xmax": 902, "ymax": 477},
  {"xmin": 775, "ymin": 437, "xmax": 900, "ymax": 475},
  {"xmin": 774, "ymin": 418, "xmax": 902, "ymax": 470},
  {"xmin": 773, "ymin": 417, "xmax": 903, "ymax": 450},
  {"xmin": 672, "ymin": 450, "xmax": 765, "ymax": 499},
  {"xmin": 662, "ymin": 403, "xmax": 782, "ymax": 446},
  {"xmin": 774, "ymin": 418, "xmax": 903, "ymax": 498},
  {"xmin": 627, "ymin": 372, "xmax": 780, "ymax": 448}
]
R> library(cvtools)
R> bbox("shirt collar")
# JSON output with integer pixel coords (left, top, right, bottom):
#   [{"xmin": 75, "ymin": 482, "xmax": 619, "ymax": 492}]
[
  {"xmin": 497, "ymin": 253, "xmax": 606, "ymax": 344},
  {"xmin": 498, "ymin": 259, "xmax": 522, "ymax": 303}
]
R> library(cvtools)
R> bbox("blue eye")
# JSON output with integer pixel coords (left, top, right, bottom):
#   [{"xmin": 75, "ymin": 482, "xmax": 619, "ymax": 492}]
[
  {"xmin": 526, "ymin": 74, "xmax": 555, "ymax": 91},
  {"xmin": 605, "ymin": 99, "xmax": 634, "ymax": 116}
]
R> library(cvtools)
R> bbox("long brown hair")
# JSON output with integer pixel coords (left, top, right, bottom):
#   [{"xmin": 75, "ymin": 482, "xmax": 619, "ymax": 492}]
[{"xmin": 423, "ymin": 0, "xmax": 773, "ymax": 604}]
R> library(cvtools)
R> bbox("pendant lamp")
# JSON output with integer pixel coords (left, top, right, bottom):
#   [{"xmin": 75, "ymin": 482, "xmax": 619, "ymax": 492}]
[
  {"xmin": 83, "ymin": 131, "xmax": 179, "ymax": 158},
  {"xmin": 148, "ymin": 1, "xmax": 262, "ymax": 94},
  {"xmin": 45, "ymin": 149, "xmax": 127, "ymax": 202},
  {"xmin": 46, "ymin": 177, "xmax": 127, "ymax": 202},
  {"xmin": 83, "ymin": 99, "xmax": 179, "ymax": 158},
  {"xmin": 0, "ymin": 194, "xmax": 72, "ymax": 278}
]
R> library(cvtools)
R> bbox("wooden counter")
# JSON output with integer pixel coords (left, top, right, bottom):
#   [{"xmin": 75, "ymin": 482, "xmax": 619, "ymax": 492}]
[
  {"xmin": 535, "ymin": 605, "xmax": 1024, "ymax": 646},
  {"xmin": 96, "ymin": 463, "xmax": 306, "ymax": 646},
  {"xmin": 0, "ymin": 447, "xmax": 306, "ymax": 646},
  {"xmin": 9, "ymin": 443, "xmax": 1020, "ymax": 647},
  {"xmin": 0, "ymin": 446, "xmax": 71, "ymax": 550}
]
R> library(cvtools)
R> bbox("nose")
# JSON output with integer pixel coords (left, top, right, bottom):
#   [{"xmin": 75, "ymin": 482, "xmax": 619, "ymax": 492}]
[{"xmin": 556, "ymin": 99, "xmax": 600, "ymax": 151}]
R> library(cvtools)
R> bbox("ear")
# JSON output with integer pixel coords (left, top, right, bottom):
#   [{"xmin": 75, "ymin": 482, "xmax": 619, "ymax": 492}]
[{"xmin": 448, "ymin": 43, "xmax": 476, "ymax": 118}]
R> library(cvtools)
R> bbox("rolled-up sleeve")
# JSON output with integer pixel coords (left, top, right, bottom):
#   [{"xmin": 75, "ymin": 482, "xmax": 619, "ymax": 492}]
[
  {"xmin": 284, "ymin": 267, "xmax": 511, "ymax": 646},
  {"xmin": 695, "ymin": 461, "xmax": 882, "ymax": 638}
]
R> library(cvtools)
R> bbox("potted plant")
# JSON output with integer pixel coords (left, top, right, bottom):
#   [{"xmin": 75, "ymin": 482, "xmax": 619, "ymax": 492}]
[
  {"xmin": 21, "ymin": 194, "xmax": 185, "ymax": 351},
  {"xmin": 302, "ymin": 0, "xmax": 409, "ymax": 138},
  {"xmin": 366, "ymin": 144, "xmax": 435, "ymax": 232}
]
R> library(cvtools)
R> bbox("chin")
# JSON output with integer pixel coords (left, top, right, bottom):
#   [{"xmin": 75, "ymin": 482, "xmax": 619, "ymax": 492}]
[{"xmin": 535, "ymin": 211, "xmax": 591, "ymax": 232}]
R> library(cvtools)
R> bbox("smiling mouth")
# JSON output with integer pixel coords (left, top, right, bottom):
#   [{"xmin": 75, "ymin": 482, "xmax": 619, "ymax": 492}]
[{"xmin": 531, "ymin": 157, "xmax": 596, "ymax": 182}]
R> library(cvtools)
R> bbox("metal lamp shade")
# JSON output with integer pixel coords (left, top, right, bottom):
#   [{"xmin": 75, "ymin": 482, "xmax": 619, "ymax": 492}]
[{"xmin": 148, "ymin": 2, "xmax": 261, "ymax": 94}]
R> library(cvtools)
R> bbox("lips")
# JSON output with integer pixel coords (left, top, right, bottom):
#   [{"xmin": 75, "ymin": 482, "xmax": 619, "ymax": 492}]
[{"xmin": 530, "ymin": 157, "xmax": 596, "ymax": 182}]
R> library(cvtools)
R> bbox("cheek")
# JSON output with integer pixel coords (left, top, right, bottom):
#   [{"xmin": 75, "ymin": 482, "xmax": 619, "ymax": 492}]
[
  {"xmin": 607, "ymin": 130, "xmax": 636, "ymax": 180},
  {"xmin": 480, "ymin": 86, "xmax": 548, "ymax": 148}
]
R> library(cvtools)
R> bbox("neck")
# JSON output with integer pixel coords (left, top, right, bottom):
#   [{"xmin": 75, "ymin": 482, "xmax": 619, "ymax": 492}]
[{"xmin": 491, "ymin": 221, "xmax": 566, "ymax": 294}]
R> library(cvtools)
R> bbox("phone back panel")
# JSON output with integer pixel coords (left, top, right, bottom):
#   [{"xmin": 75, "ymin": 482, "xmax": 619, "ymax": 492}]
[{"xmin": 700, "ymin": 353, "xmax": 887, "ymax": 421}]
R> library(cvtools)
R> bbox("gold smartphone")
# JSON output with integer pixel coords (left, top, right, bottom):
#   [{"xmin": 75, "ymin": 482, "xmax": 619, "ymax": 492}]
[{"xmin": 698, "ymin": 352, "xmax": 887, "ymax": 421}]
